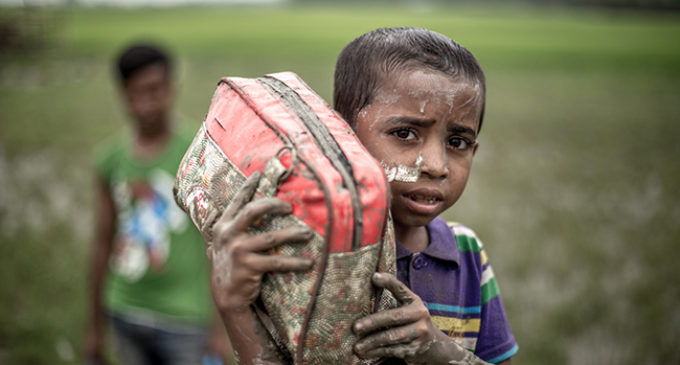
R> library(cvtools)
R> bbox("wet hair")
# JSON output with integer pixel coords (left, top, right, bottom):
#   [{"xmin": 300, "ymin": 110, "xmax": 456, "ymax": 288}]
[
  {"xmin": 333, "ymin": 27, "xmax": 486, "ymax": 132},
  {"xmin": 116, "ymin": 43, "xmax": 172, "ymax": 84}
]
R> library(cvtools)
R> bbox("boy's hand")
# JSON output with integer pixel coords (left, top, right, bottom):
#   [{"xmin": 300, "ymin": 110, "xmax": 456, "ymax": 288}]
[
  {"xmin": 209, "ymin": 171, "xmax": 314, "ymax": 314},
  {"xmin": 352, "ymin": 272, "xmax": 438, "ymax": 360},
  {"xmin": 353, "ymin": 272, "xmax": 488, "ymax": 364}
]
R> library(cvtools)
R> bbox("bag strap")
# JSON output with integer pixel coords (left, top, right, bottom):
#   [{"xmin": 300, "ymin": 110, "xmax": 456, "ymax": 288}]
[{"xmin": 252, "ymin": 299, "xmax": 294, "ymax": 363}]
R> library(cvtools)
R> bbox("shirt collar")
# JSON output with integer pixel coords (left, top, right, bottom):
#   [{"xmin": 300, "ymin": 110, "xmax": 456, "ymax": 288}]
[
  {"xmin": 395, "ymin": 218, "xmax": 460, "ymax": 265},
  {"xmin": 396, "ymin": 240, "xmax": 413, "ymax": 260}
]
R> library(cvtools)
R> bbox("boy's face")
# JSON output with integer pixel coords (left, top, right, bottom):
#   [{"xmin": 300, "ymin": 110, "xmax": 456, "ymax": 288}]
[
  {"xmin": 355, "ymin": 69, "xmax": 482, "ymax": 229},
  {"xmin": 122, "ymin": 63, "xmax": 172, "ymax": 135}
]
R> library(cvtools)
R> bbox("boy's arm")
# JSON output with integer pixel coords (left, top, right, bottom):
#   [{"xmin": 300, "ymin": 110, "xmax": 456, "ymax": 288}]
[
  {"xmin": 84, "ymin": 176, "xmax": 116, "ymax": 361},
  {"xmin": 206, "ymin": 316, "xmax": 238, "ymax": 365},
  {"xmin": 353, "ymin": 273, "xmax": 491, "ymax": 365},
  {"xmin": 209, "ymin": 172, "xmax": 314, "ymax": 365}
]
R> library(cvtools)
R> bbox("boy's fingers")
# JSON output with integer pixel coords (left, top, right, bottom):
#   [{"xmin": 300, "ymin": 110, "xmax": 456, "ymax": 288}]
[
  {"xmin": 248, "ymin": 226, "xmax": 313, "ymax": 252},
  {"xmin": 255, "ymin": 254, "xmax": 314, "ymax": 273},
  {"xmin": 231, "ymin": 197, "xmax": 292, "ymax": 233},
  {"xmin": 352, "ymin": 305, "xmax": 421, "ymax": 337},
  {"xmin": 356, "ymin": 343, "xmax": 422, "ymax": 360},
  {"xmin": 354, "ymin": 324, "xmax": 420, "ymax": 355},
  {"xmin": 372, "ymin": 272, "xmax": 416, "ymax": 305},
  {"xmin": 214, "ymin": 171, "xmax": 262, "ymax": 232},
  {"xmin": 222, "ymin": 171, "xmax": 262, "ymax": 218},
  {"xmin": 213, "ymin": 197, "xmax": 290, "ymax": 247}
]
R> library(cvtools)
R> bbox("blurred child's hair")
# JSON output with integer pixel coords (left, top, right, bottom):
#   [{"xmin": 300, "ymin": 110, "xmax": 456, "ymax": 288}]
[
  {"xmin": 116, "ymin": 43, "xmax": 172, "ymax": 84},
  {"xmin": 334, "ymin": 27, "xmax": 486, "ymax": 132}
]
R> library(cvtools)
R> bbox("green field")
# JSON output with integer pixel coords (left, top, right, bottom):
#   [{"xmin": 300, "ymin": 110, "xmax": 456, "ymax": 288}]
[{"xmin": 1, "ymin": 3, "xmax": 679, "ymax": 364}]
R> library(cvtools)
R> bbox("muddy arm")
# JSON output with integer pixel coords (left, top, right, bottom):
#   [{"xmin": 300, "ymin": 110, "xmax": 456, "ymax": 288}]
[{"xmin": 208, "ymin": 172, "xmax": 313, "ymax": 364}]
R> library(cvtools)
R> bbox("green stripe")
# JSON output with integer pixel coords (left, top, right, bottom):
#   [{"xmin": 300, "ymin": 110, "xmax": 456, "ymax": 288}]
[
  {"xmin": 455, "ymin": 234, "xmax": 482, "ymax": 253},
  {"xmin": 481, "ymin": 277, "xmax": 500, "ymax": 305}
]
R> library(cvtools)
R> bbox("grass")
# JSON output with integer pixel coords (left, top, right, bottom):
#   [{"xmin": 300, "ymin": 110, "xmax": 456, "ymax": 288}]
[{"xmin": 1, "ymin": 3, "xmax": 679, "ymax": 364}]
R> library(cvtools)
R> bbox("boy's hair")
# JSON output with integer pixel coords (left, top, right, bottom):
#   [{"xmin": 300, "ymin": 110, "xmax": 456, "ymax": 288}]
[
  {"xmin": 116, "ymin": 43, "xmax": 172, "ymax": 84},
  {"xmin": 334, "ymin": 27, "xmax": 486, "ymax": 132}
]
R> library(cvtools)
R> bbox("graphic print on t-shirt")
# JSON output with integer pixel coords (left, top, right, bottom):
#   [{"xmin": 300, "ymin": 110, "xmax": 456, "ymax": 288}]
[{"xmin": 109, "ymin": 168, "xmax": 188, "ymax": 281}]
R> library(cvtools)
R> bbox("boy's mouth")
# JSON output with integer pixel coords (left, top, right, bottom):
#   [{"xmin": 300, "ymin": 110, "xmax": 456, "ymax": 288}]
[
  {"xmin": 401, "ymin": 189, "xmax": 444, "ymax": 215},
  {"xmin": 407, "ymin": 193, "xmax": 441, "ymax": 204}
]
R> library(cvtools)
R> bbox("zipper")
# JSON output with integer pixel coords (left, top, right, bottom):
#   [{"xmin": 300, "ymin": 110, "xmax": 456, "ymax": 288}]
[{"xmin": 257, "ymin": 76, "xmax": 363, "ymax": 251}]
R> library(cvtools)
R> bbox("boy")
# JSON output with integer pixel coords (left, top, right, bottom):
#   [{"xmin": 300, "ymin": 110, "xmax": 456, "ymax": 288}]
[
  {"xmin": 85, "ymin": 43, "xmax": 230, "ymax": 365},
  {"xmin": 209, "ymin": 28, "xmax": 517, "ymax": 364}
]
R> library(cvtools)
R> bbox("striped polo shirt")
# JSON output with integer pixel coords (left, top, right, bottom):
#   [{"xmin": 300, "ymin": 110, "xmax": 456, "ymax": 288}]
[{"xmin": 396, "ymin": 217, "xmax": 518, "ymax": 363}]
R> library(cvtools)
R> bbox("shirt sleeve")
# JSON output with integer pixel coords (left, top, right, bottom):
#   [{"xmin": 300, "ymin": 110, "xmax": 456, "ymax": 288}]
[
  {"xmin": 474, "ymin": 249, "xmax": 519, "ymax": 363},
  {"xmin": 93, "ymin": 135, "xmax": 123, "ymax": 182}
]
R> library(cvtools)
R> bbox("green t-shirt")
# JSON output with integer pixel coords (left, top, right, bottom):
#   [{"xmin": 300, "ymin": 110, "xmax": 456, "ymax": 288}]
[{"xmin": 95, "ymin": 130, "xmax": 213, "ymax": 324}]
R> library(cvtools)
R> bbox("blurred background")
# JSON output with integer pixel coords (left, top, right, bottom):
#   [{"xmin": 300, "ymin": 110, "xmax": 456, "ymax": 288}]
[{"xmin": 1, "ymin": 0, "xmax": 679, "ymax": 364}]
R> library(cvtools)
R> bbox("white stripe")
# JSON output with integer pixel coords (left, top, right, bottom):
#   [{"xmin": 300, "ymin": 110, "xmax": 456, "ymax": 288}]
[
  {"xmin": 481, "ymin": 265, "xmax": 495, "ymax": 286},
  {"xmin": 462, "ymin": 337, "xmax": 478, "ymax": 351},
  {"xmin": 451, "ymin": 224, "xmax": 476, "ymax": 238},
  {"xmin": 448, "ymin": 223, "xmax": 484, "ymax": 249},
  {"xmin": 448, "ymin": 222, "xmax": 474, "ymax": 238}
]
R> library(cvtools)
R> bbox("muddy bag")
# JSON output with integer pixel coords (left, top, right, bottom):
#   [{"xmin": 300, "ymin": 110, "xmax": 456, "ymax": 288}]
[{"xmin": 174, "ymin": 72, "xmax": 396, "ymax": 364}]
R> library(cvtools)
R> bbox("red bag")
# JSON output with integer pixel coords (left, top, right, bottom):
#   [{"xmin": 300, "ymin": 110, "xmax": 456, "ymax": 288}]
[{"xmin": 175, "ymin": 72, "xmax": 396, "ymax": 364}]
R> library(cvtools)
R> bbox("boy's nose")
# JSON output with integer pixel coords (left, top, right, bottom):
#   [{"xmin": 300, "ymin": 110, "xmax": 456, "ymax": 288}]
[{"xmin": 419, "ymin": 139, "xmax": 448, "ymax": 179}]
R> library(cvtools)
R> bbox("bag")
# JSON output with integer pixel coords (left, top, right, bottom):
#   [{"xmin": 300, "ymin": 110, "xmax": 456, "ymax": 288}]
[{"xmin": 174, "ymin": 72, "xmax": 396, "ymax": 364}]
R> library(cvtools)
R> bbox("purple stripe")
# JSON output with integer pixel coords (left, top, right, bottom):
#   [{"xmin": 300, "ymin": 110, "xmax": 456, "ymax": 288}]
[{"xmin": 429, "ymin": 310, "xmax": 482, "ymax": 319}]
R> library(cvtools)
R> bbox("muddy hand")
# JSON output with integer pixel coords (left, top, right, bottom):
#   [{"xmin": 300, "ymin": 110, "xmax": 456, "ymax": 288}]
[
  {"xmin": 209, "ymin": 171, "xmax": 314, "ymax": 313},
  {"xmin": 352, "ymin": 272, "xmax": 439, "ymax": 360}
]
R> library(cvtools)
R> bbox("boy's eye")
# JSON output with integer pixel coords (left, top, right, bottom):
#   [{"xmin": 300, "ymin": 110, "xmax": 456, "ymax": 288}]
[
  {"xmin": 391, "ymin": 128, "xmax": 416, "ymax": 141},
  {"xmin": 449, "ymin": 136, "xmax": 474, "ymax": 151}
]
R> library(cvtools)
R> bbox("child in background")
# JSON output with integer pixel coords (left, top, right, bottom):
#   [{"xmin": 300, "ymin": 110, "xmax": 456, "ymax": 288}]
[
  {"xmin": 84, "ymin": 43, "xmax": 231, "ymax": 365},
  {"xmin": 208, "ymin": 27, "xmax": 517, "ymax": 364}
]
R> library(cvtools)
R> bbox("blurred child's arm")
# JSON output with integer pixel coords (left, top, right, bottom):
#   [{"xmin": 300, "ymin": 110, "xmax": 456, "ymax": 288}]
[
  {"xmin": 84, "ymin": 176, "xmax": 116, "ymax": 362},
  {"xmin": 353, "ymin": 273, "xmax": 492, "ymax": 365},
  {"xmin": 209, "ymin": 172, "xmax": 314, "ymax": 365}
]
